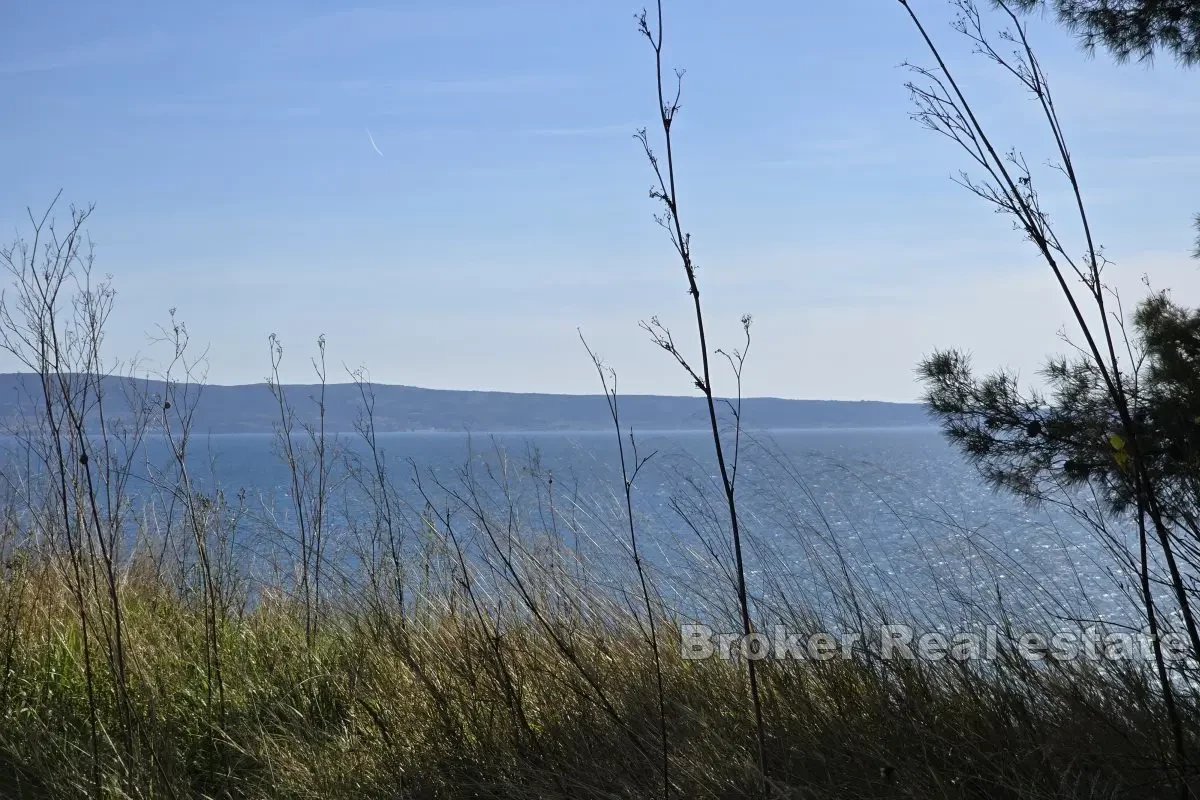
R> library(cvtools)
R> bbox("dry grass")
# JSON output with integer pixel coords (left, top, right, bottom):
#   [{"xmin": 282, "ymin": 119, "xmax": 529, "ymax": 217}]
[{"xmin": 0, "ymin": 520, "xmax": 1194, "ymax": 800}]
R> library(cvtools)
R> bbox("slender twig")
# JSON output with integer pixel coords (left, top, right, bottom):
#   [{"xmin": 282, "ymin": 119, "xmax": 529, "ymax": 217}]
[
  {"xmin": 636, "ymin": 2, "xmax": 766, "ymax": 793},
  {"xmin": 580, "ymin": 331, "xmax": 670, "ymax": 799}
]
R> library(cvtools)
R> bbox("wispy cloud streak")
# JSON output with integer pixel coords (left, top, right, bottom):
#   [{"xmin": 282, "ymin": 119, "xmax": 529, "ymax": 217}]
[
  {"xmin": 523, "ymin": 123, "xmax": 636, "ymax": 137},
  {"xmin": 0, "ymin": 31, "xmax": 167, "ymax": 75},
  {"xmin": 366, "ymin": 128, "xmax": 384, "ymax": 156}
]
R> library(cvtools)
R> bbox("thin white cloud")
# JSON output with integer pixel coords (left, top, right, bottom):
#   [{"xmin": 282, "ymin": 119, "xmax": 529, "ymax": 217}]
[
  {"xmin": 754, "ymin": 152, "xmax": 896, "ymax": 170},
  {"xmin": 366, "ymin": 128, "xmax": 384, "ymax": 156},
  {"xmin": 523, "ymin": 123, "xmax": 637, "ymax": 137},
  {"xmin": 385, "ymin": 75, "xmax": 575, "ymax": 95},
  {"xmin": 751, "ymin": 133, "xmax": 898, "ymax": 170},
  {"xmin": 0, "ymin": 31, "xmax": 168, "ymax": 76},
  {"xmin": 275, "ymin": 6, "xmax": 521, "ymax": 48},
  {"xmin": 1100, "ymin": 154, "xmax": 1200, "ymax": 174},
  {"xmin": 238, "ymin": 74, "xmax": 574, "ymax": 99},
  {"xmin": 130, "ymin": 101, "xmax": 321, "ymax": 120}
]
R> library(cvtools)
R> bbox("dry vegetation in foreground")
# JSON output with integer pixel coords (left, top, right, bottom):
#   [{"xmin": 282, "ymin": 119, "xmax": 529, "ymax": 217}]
[{"xmin": 0, "ymin": 530, "xmax": 1194, "ymax": 799}]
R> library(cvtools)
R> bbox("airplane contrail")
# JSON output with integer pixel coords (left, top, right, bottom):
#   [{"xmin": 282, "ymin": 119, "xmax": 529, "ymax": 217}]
[{"xmin": 366, "ymin": 128, "xmax": 383, "ymax": 156}]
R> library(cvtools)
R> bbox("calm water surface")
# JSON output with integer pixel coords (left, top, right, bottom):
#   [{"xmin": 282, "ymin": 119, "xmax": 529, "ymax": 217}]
[{"xmin": 2, "ymin": 427, "xmax": 1134, "ymax": 625}]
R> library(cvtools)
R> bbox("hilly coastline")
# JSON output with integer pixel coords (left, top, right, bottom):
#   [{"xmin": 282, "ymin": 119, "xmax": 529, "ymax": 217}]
[{"xmin": 0, "ymin": 373, "xmax": 930, "ymax": 434}]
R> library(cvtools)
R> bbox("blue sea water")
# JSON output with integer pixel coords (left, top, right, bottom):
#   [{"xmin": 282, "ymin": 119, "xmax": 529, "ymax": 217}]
[{"xmin": 1, "ymin": 426, "xmax": 1136, "ymax": 627}]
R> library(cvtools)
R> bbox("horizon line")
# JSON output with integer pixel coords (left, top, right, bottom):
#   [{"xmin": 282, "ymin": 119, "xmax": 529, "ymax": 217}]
[{"xmin": 0, "ymin": 371, "xmax": 924, "ymax": 405}]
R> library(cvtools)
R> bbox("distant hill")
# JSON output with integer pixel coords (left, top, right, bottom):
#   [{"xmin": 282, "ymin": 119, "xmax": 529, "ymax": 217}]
[{"xmin": 0, "ymin": 373, "xmax": 931, "ymax": 434}]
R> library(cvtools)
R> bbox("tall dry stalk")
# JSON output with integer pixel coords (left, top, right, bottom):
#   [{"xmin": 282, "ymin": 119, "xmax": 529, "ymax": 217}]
[
  {"xmin": 155, "ymin": 311, "xmax": 231, "ymax": 733},
  {"xmin": 266, "ymin": 334, "xmax": 334, "ymax": 660},
  {"xmin": 580, "ymin": 333, "xmax": 670, "ymax": 799},
  {"xmin": 635, "ymin": 1, "xmax": 766, "ymax": 791}
]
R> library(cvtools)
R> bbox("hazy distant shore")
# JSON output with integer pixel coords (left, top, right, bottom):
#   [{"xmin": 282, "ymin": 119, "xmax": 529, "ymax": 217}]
[{"xmin": 0, "ymin": 373, "xmax": 929, "ymax": 434}]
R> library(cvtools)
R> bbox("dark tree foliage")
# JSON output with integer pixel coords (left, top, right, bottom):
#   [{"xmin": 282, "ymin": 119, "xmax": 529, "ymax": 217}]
[
  {"xmin": 920, "ymin": 291, "xmax": 1200, "ymax": 536},
  {"xmin": 1007, "ymin": 0, "xmax": 1200, "ymax": 63}
]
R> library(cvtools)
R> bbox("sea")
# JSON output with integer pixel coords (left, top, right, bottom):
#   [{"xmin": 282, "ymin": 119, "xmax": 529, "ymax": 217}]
[{"xmin": 0, "ymin": 426, "xmax": 1139, "ymax": 631}]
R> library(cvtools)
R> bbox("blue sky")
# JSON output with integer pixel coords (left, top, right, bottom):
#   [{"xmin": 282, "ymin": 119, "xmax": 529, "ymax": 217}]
[{"xmin": 2, "ymin": 0, "xmax": 1197, "ymax": 401}]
